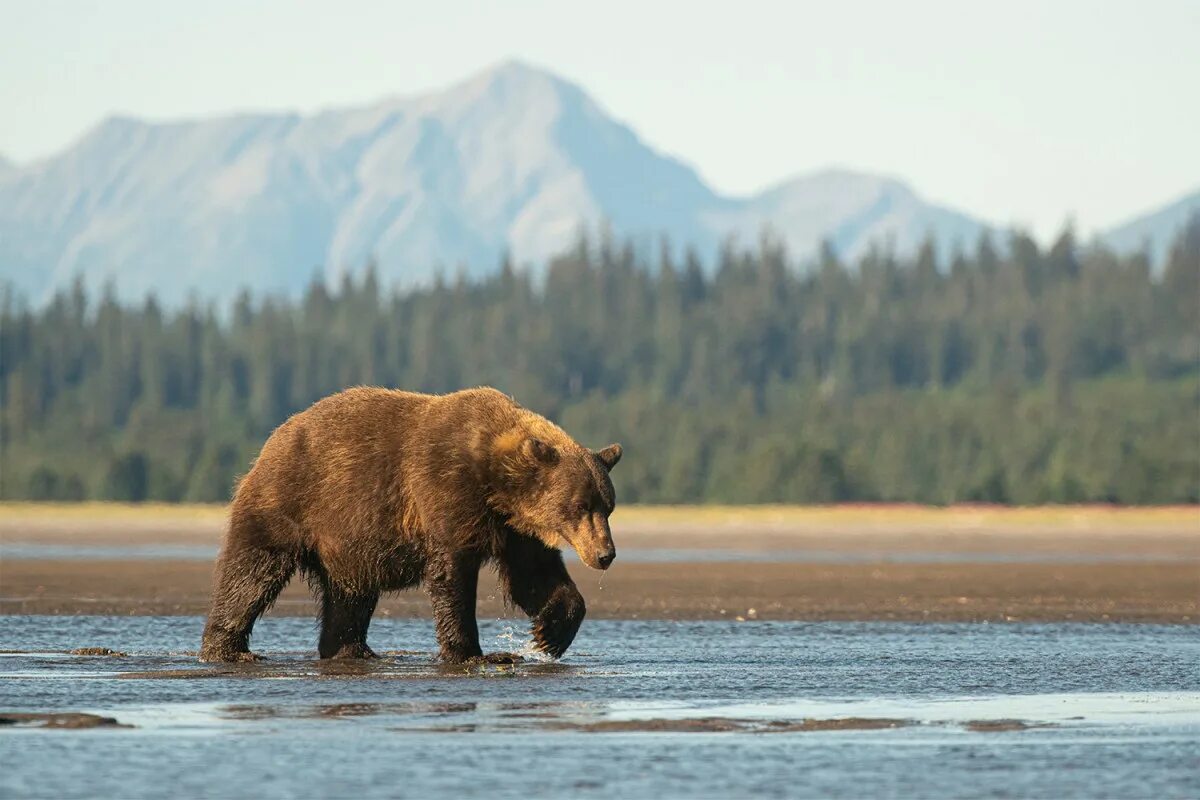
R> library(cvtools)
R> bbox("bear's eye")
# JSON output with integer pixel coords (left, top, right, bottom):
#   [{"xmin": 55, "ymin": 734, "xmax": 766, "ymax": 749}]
[{"xmin": 575, "ymin": 501, "xmax": 590, "ymax": 517}]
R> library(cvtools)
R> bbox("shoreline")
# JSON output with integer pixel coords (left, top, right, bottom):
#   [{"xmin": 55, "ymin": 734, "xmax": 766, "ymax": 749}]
[
  {"xmin": 2, "ymin": 504, "xmax": 1196, "ymax": 624},
  {"xmin": 3, "ymin": 559, "xmax": 1195, "ymax": 624}
]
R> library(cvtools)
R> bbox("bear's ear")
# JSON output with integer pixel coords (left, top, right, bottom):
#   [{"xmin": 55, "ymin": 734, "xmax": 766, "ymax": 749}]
[
  {"xmin": 594, "ymin": 443, "xmax": 623, "ymax": 472},
  {"xmin": 522, "ymin": 437, "xmax": 558, "ymax": 466}
]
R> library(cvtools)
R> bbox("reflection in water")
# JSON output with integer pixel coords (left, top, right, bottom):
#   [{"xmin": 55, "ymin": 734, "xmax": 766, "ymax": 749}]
[{"xmin": 219, "ymin": 701, "xmax": 480, "ymax": 721}]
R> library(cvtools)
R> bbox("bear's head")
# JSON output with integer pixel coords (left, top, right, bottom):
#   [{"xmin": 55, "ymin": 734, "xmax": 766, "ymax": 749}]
[{"xmin": 488, "ymin": 431, "xmax": 622, "ymax": 570}]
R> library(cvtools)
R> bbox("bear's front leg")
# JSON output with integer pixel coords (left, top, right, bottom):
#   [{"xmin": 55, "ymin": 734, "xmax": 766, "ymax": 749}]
[
  {"xmin": 425, "ymin": 551, "xmax": 483, "ymax": 663},
  {"xmin": 499, "ymin": 531, "xmax": 587, "ymax": 659},
  {"xmin": 425, "ymin": 551, "xmax": 521, "ymax": 664}
]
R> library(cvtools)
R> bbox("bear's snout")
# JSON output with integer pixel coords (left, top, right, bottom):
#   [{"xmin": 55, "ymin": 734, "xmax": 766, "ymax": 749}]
[{"xmin": 573, "ymin": 515, "xmax": 616, "ymax": 571}]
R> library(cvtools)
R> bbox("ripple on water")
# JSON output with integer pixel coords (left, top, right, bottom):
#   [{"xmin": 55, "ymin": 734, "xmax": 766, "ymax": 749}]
[{"xmin": 1, "ymin": 616, "xmax": 1198, "ymax": 799}]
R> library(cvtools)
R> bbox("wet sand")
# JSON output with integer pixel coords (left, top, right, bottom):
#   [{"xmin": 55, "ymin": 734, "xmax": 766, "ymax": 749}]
[
  {"xmin": 1, "ymin": 504, "xmax": 1197, "ymax": 622},
  {"xmin": 0, "ymin": 711, "xmax": 1055, "ymax": 735},
  {"xmin": 2, "ymin": 557, "xmax": 1196, "ymax": 622},
  {"xmin": 0, "ymin": 712, "xmax": 131, "ymax": 729}
]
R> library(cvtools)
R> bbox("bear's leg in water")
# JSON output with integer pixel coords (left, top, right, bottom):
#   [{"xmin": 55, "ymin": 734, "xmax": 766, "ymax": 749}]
[
  {"xmin": 316, "ymin": 577, "xmax": 380, "ymax": 659},
  {"xmin": 498, "ymin": 532, "xmax": 586, "ymax": 659},
  {"xmin": 424, "ymin": 550, "xmax": 488, "ymax": 663},
  {"xmin": 200, "ymin": 518, "xmax": 297, "ymax": 662}
]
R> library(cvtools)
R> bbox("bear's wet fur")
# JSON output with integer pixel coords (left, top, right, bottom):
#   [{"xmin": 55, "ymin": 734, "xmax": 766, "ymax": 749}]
[{"xmin": 199, "ymin": 387, "xmax": 621, "ymax": 664}]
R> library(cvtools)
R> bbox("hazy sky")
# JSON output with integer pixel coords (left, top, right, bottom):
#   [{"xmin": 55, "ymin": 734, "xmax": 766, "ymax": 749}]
[{"xmin": 3, "ymin": 0, "xmax": 1197, "ymax": 240}]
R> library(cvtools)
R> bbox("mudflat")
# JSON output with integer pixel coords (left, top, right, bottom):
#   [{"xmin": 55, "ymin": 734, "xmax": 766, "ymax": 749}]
[{"xmin": 1, "ymin": 504, "xmax": 1197, "ymax": 623}]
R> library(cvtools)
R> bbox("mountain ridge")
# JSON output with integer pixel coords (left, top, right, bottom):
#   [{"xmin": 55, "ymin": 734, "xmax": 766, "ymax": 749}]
[
  {"xmin": 0, "ymin": 60, "xmax": 1190, "ymax": 304},
  {"xmin": 1100, "ymin": 189, "xmax": 1200, "ymax": 265}
]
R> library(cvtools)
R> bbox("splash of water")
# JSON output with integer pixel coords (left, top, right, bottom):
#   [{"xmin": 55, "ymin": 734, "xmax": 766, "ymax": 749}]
[{"xmin": 492, "ymin": 624, "xmax": 551, "ymax": 663}]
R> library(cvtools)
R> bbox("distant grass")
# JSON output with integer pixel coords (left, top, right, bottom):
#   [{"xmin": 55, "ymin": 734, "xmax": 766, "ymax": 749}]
[
  {"xmin": 613, "ymin": 504, "xmax": 1200, "ymax": 530},
  {"xmin": 0, "ymin": 502, "xmax": 228, "ymax": 522},
  {"xmin": 2, "ymin": 502, "xmax": 1196, "ymax": 531}
]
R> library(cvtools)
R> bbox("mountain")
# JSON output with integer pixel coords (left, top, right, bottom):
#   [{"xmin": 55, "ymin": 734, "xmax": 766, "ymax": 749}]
[
  {"xmin": 704, "ymin": 169, "xmax": 985, "ymax": 264},
  {"xmin": 0, "ymin": 61, "xmax": 990, "ymax": 304},
  {"xmin": 1101, "ymin": 189, "xmax": 1200, "ymax": 267}
]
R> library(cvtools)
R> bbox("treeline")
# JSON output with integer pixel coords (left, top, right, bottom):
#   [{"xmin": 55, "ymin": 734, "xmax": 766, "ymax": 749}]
[{"xmin": 2, "ymin": 218, "xmax": 1198, "ymax": 504}]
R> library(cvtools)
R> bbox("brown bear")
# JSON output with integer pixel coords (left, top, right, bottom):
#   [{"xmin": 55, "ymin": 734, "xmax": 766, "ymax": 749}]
[{"xmin": 199, "ymin": 386, "xmax": 621, "ymax": 664}]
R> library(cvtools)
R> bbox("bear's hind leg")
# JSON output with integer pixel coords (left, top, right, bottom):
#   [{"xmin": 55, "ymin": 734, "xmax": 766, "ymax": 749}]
[
  {"xmin": 317, "ymin": 580, "xmax": 380, "ymax": 659},
  {"xmin": 200, "ymin": 528, "xmax": 296, "ymax": 663}
]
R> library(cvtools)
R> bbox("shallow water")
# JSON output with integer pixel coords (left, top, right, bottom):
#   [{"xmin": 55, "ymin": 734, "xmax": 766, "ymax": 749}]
[{"xmin": 1, "ymin": 616, "xmax": 1197, "ymax": 798}]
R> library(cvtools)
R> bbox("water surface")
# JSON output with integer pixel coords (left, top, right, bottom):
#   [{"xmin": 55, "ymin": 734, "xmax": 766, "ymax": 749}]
[{"xmin": 1, "ymin": 616, "xmax": 1197, "ymax": 798}]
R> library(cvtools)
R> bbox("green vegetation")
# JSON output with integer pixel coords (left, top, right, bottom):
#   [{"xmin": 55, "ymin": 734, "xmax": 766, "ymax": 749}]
[{"xmin": 2, "ymin": 218, "xmax": 1197, "ymax": 504}]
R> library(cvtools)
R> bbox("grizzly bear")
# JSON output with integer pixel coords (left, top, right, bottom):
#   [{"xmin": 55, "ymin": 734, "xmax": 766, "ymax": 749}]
[{"xmin": 199, "ymin": 387, "xmax": 621, "ymax": 664}]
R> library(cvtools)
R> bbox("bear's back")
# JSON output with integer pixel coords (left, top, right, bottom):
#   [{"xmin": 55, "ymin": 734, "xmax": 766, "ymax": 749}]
[
  {"xmin": 235, "ymin": 388, "xmax": 424, "ymax": 523},
  {"xmin": 237, "ymin": 386, "xmax": 523, "ymax": 512}
]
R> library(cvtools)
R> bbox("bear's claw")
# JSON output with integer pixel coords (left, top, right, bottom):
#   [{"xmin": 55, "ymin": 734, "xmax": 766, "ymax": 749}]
[
  {"xmin": 532, "ymin": 622, "xmax": 570, "ymax": 659},
  {"xmin": 328, "ymin": 643, "xmax": 380, "ymax": 660}
]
